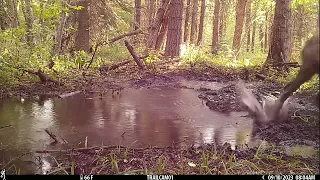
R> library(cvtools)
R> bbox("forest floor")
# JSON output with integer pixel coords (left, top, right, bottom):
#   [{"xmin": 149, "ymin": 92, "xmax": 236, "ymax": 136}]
[{"xmin": 1, "ymin": 59, "xmax": 319, "ymax": 175}]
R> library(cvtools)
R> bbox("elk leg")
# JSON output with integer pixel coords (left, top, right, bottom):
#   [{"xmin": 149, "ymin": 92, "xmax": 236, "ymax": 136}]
[{"xmin": 271, "ymin": 63, "xmax": 317, "ymax": 120}]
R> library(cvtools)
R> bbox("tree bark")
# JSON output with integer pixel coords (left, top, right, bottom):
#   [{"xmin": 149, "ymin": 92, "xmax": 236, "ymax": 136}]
[
  {"xmin": 135, "ymin": 0, "xmax": 141, "ymax": 30},
  {"xmin": 6, "ymin": 0, "xmax": 19, "ymax": 28},
  {"xmin": 148, "ymin": 0, "xmax": 156, "ymax": 33},
  {"xmin": 155, "ymin": 13, "xmax": 169, "ymax": 50},
  {"xmin": 190, "ymin": 0, "xmax": 199, "ymax": 44},
  {"xmin": 245, "ymin": 0, "xmax": 251, "ymax": 52},
  {"xmin": 146, "ymin": 0, "xmax": 170, "ymax": 49},
  {"xmin": 0, "ymin": 0, "xmax": 5, "ymax": 30},
  {"xmin": 232, "ymin": 0, "xmax": 247, "ymax": 52},
  {"xmin": 164, "ymin": 0, "xmax": 183, "ymax": 57},
  {"xmin": 183, "ymin": 0, "xmax": 191, "ymax": 43},
  {"xmin": 264, "ymin": 7, "xmax": 269, "ymax": 52},
  {"xmin": 212, "ymin": 0, "xmax": 221, "ymax": 55},
  {"xmin": 22, "ymin": 0, "xmax": 34, "ymax": 46},
  {"xmin": 75, "ymin": 0, "xmax": 90, "ymax": 52},
  {"xmin": 259, "ymin": 23, "xmax": 264, "ymax": 52},
  {"xmin": 251, "ymin": 2, "xmax": 257, "ymax": 53},
  {"xmin": 264, "ymin": 0, "xmax": 292, "ymax": 67},
  {"xmin": 53, "ymin": 1, "xmax": 69, "ymax": 55},
  {"xmin": 197, "ymin": 0, "xmax": 206, "ymax": 45},
  {"xmin": 259, "ymin": 23, "xmax": 263, "ymax": 52},
  {"xmin": 219, "ymin": 0, "xmax": 230, "ymax": 41}
]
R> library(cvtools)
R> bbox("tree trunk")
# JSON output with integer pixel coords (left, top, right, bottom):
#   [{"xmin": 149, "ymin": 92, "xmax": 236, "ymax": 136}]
[
  {"xmin": 6, "ymin": 0, "xmax": 19, "ymax": 28},
  {"xmin": 135, "ymin": 0, "xmax": 141, "ymax": 30},
  {"xmin": 164, "ymin": 0, "xmax": 183, "ymax": 57},
  {"xmin": 212, "ymin": 0, "xmax": 221, "ymax": 55},
  {"xmin": 190, "ymin": 0, "xmax": 199, "ymax": 45},
  {"xmin": 146, "ymin": 0, "xmax": 170, "ymax": 49},
  {"xmin": 0, "ymin": 0, "xmax": 5, "ymax": 30},
  {"xmin": 155, "ymin": 13, "xmax": 169, "ymax": 50},
  {"xmin": 259, "ymin": 23, "xmax": 264, "ymax": 52},
  {"xmin": 232, "ymin": 0, "xmax": 247, "ymax": 52},
  {"xmin": 197, "ymin": 0, "xmax": 206, "ymax": 45},
  {"xmin": 148, "ymin": 0, "xmax": 156, "ymax": 33},
  {"xmin": 251, "ymin": 2, "xmax": 257, "ymax": 53},
  {"xmin": 251, "ymin": 21, "xmax": 256, "ymax": 52},
  {"xmin": 183, "ymin": 0, "xmax": 191, "ymax": 43},
  {"xmin": 264, "ymin": 7, "xmax": 269, "ymax": 52},
  {"xmin": 264, "ymin": 0, "xmax": 292, "ymax": 67},
  {"xmin": 22, "ymin": 0, "xmax": 34, "ymax": 46},
  {"xmin": 53, "ymin": 1, "xmax": 69, "ymax": 55},
  {"xmin": 245, "ymin": 0, "xmax": 251, "ymax": 52},
  {"xmin": 75, "ymin": 0, "xmax": 90, "ymax": 52},
  {"xmin": 219, "ymin": 0, "xmax": 230, "ymax": 41}
]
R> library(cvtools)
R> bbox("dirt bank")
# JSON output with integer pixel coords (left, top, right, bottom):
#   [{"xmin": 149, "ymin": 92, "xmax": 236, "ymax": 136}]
[{"xmin": 1, "ymin": 61, "xmax": 319, "ymax": 175}]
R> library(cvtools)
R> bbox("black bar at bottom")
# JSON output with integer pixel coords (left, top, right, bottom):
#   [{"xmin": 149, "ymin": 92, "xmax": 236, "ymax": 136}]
[{"xmin": 5, "ymin": 174, "xmax": 319, "ymax": 180}]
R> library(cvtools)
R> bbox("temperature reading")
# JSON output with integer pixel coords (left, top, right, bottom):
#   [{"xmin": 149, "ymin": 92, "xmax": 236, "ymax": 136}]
[{"xmin": 0, "ymin": 169, "xmax": 5, "ymax": 180}]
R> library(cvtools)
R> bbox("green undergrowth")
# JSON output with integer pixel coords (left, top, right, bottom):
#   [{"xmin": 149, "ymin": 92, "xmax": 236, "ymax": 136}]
[
  {"xmin": 4, "ymin": 143, "xmax": 316, "ymax": 175},
  {"xmin": 0, "ymin": 42, "xmax": 318, "ymax": 95}
]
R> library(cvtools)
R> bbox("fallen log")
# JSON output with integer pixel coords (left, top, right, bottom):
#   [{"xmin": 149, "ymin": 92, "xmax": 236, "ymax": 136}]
[
  {"xmin": 45, "ymin": 128, "xmax": 68, "ymax": 144},
  {"xmin": 273, "ymin": 62, "xmax": 300, "ymax": 68},
  {"xmin": 124, "ymin": 40, "xmax": 144, "ymax": 70},
  {"xmin": 20, "ymin": 69, "xmax": 61, "ymax": 85},
  {"xmin": 87, "ymin": 29, "xmax": 144, "ymax": 69},
  {"xmin": 58, "ymin": 91, "xmax": 81, "ymax": 99},
  {"xmin": 99, "ymin": 60, "xmax": 131, "ymax": 73}
]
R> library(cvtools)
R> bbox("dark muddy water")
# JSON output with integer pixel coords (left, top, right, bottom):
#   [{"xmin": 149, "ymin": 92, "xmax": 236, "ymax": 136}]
[{"xmin": 0, "ymin": 81, "xmax": 317, "ymax": 174}]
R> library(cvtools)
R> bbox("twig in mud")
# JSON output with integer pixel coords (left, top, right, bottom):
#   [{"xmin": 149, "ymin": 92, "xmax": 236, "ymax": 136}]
[
  {"xmin": 47, "ymin": 155, "xmax": 69, "ymax": 175},
  {"xmin": 3, "ymin": 152, "xmax": 32, "ymax": 169},
  {"xmin": 121, "ymin": 132, "xmax": 126, "ymax": 138},
  {"xmin": 0, "ymin": 125, "xmax": 13, "ymax": 129},
  {"xmin": 85, "ymin": 136, "xmax": 88, "ymax": 148},
  {"xmin": 35, "ymin": 144, "xmax": 168, "ymax": 154}
]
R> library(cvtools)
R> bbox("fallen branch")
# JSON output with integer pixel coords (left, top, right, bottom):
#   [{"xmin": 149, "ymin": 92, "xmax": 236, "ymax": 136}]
[
  {"xmin": 99, "ymin": 60, "xmax": 131, "ymax": 74},
  {"xmin": 87, "ymin": 29, "xmax": 143, "ymax": 69},
  {"xmin": 45, "ymin": 128, "xmax": 68, "ymax": 144},
  {"xmin": 58, "ymin": 91, "xmax": 81, "ymax": 99},
  {"xmin": 124, "ymin": 40, "xmax": 144, "ymax": 70},
  {"xmin": 20, "ymin": 69, "xmax": 61, "ymax": 85},
  {"xmin": 0, "ymin": 124, "xmax": 13, "ymax": 129},
  {"xmin": 35, "ymin": 145, "xmax": 163, "ymax": 154}
]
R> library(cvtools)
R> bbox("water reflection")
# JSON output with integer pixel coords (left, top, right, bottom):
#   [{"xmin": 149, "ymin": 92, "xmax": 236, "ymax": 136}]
[{"xmin": 0, "ymin": 87, "xmax": 256, "ymax": 173}]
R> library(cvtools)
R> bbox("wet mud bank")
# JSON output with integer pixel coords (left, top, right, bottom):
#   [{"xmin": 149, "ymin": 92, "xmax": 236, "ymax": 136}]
[{"xmin": 0, "ymin": 67, "xmax": 319, "ymax": 175}]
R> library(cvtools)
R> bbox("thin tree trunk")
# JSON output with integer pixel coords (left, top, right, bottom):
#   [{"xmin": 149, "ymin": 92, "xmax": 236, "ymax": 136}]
[
  {"xmin": 146, "ymin": 0, "xmax": 170, "ymax": 49},
  {"xmin": 148, "ymin": 0, "xmax": 156, "ymax": 33},
  {"xmin": 155, "ymin": 13, "xmax": 169, "ymax": 50},
  {"xmin": 22, "ymin": 0, "xmax": 34, "ymax": 46},
  {"xmin": 232, "ymin": 0, "xmax": 247, "ymax": 52},
  {"xmin": 251, "ymin": 2, "xmax": 257, "ymax": 53},
  {"xmin": 135, "ymin": 0, "xmax": 141, "ymax": 30},
  {"xmin": 183, "ymin": 0, "xmax": 191, "ymax": 43},
  {"xmin": 190, "ymin": 0, "xmax": 199, "ymax": 44},
  {"xmin": 264, "ymin": 7, "xmax": 269, "ymax": 52},
  {"xmin": 251, "ymin": 20, "xmax": 256, "ymax": 52},
  {"xmin": 264, "ymin": 0, "xmax": 292, "ymax": 67},
  {"xmin": 219, "ymin": 0, "xmax": 231, "ymax": 41},
  {"xmin": 53, "ymin": 1, "xmax": 69, "ymax": 55},
  {"xmin": 245, "ymin": 0, "xmax": 251, "ymax": 52},
  {"xmin": 259, "ymin": 23, "xmax": 263, "ymax": 52},
  {"xmin": 197, "ymin": 0, "xmax": 206, "ymax": 45},
  {"xmin": 212, "ymin": 0, "xmax": 220, "ymax": 55},
  {"xmin": 75, "ymin": 0, "xmax": 90, "ymax": 52},
  {"xmin": 0, "ymin": 0, "xmax": 6, "ymax": 30},
  {"xmin": 165, "ymin": 0, "xmax": 183, "ymax": 57}
]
